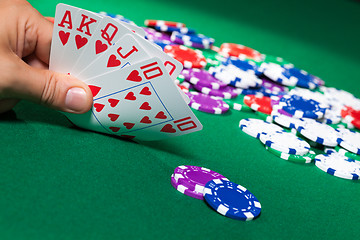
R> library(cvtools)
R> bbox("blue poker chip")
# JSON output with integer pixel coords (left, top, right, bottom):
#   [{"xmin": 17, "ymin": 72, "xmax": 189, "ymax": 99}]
[
  {"xmin": 282, "ymin": 67, "xmax": 318, "ymax": 89},
  {"xmin": 276, "ymin": 95, "xmax": 328, "ymax": 119},
  {"xmin": 203, "ymin": 179, "xmax": 261, "ymax": 221},
  {"xmin": 172, "ymin": 32, "xmax": 214, "ymax": 46},
  {"xmin": 154, "ymin": 25, "xmax": 196, "ymax": 34},
  {"xmin": 222, "ymin": 57, "xmax": 261, "ymax": 75},
  {"xmin": 152, "ymin": 40, "xmax": 172, "ymax": 50}
]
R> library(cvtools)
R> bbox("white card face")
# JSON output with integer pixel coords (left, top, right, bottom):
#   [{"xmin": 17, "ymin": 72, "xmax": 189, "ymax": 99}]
[
  {"xmin": 55, "ymin": 9, "xmax": 103, "ymax": 74},
  {"xmin": 49, "ymin": 4, "xmax": 81, "ymax": 71},
  {"xmin": 75, "ymin": 34, "xmax": 150, "ymax": 81},
  {"xmin": 71, "ymin": 16, "xmax": 145, "ymax": 76},
  {"xmin": 68, "ymin": 57, "xmax": 202, "ymax": 141}
]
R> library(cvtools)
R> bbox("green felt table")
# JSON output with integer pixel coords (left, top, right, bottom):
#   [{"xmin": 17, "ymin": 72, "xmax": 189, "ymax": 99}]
[{"xmin": 1, "ymin": 0, "xmax": 360, "ymax": 239}]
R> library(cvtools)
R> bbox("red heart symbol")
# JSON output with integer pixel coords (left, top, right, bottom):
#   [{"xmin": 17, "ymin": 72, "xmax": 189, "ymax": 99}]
[
  {"xmin": 126, "ymin": 70, "xmax": 142, "ymax": 82},
  {"xmin": 140, "ymin": 116, "xmax": 152, "ymax": 124},
  {"xmin": 155, "ymin": 111, "xmax": 167, "ymax": 119},
  {"xmin": 108, "ymin": 114, "xmax": 119, "ymax": 122},
  {"xmin": 139, "ymin": 86, "xmax": 151, "ymax": 96},
  {"xmin": 93, "ymin": 103, "xmax": 105, "ymax": 112},
  {"xmin": 109, "ymin": 127, "xmax": 120, "ymax": 132},
  {"xmin": 108, "ymin": 98, "xmax": 119, "ymax": 107},
  {"xmin": 125, "ymin": 92, "xmax": 136, "ymax": 101},
  {"xmin": 123, "ymin": 122, "xmax": 135, "ymax": 129},
  {"xmin": 160, "ymin": 124, "xmax": 176, "ymax": 133},
  {"xmin": 59, "ymin": 31, "xmax": 70, "ymax": 46},
  {"xmin": 139, "ymin": 102, "xmax": 151, "ymax": 110},
  {"xmin": 95, "ymin": 40, "xmax": 108, "ymax": 54},
  {"xmin": 75, "ymin": 35, "xmax": 88, "ymax": 49},
  {"xmin": 107, "ymin": 54, "xmax": 121, "ymax": 67},
  {"xmin": 88, "ymin": 85, "xmax": 101, "ymax": 97}
]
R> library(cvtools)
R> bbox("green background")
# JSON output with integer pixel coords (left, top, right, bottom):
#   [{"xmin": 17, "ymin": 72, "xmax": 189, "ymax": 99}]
[{"xmin": 1, "ymin": 0, "xmax": 359, "ymax": 239}]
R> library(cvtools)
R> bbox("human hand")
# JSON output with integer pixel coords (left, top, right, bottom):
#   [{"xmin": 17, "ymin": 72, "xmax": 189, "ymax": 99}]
[{"xmin": 0, "ymin": 0, "xmax": 93, "ymax": 114}]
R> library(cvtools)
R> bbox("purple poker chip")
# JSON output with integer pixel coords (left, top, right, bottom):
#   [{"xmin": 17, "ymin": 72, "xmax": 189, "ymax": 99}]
[
  {"xmin": 143, "ymin": 27, "xmax": 174, "ymax": 44},
  {"xmin": 182, "ymin": 69, "xmax": 227, "ymax": 90},
  {"xmin": 173, "ymin": 165, "xmax": 229, "ymax": 193},
  {"xmin": 271, "ymin": 96, "xmax": 293, "ymax": 117},
  {"xmin": 261, "ymin": 78, "xmax": 287, "ymax": 93},
  {"xmin": 171, "ymin": 174, "xmax": 204, "ymax": 200},
  {"xmin": 186, "ymin": 92, "xmax": 229, "ymax": 114},
  {"xmin": 193, "ymin": 85, "xmax": 240, "ymax": 99}
]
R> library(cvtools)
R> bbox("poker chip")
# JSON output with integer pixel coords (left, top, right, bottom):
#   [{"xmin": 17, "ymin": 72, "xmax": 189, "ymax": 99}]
[
  {"xmin": 334, "ymin": 146, "xmax": 360, "ymax": 161},
  {"xmin": 173, "ymin": 166, "xmax": 228, "ymax": 194},
  {"xmin": 275, "ymin": 95, "xmax": 328, "ymax": 119},
  {"xmin": 203, "ymin": 179, "xmax": 261, "ymax": 221},
  {"xmin": 209, "ymin": 65, "xmax": 263, "ymax": 89},
  {"xmin": 164, "ymin": 45, "xmax": 207, "ymax": 68},
  {"xmin": 170, "ymin": 174, "xmax": 203, "ymax": 200},
  {"xmin": 262, "ymin": 54, "xmax": 293, "ymax": 66},
  {"xmin": 265, "ymin": 146, "xmax": 316, "ymax": 163},
  {"xmin": 175, "ymin": 72, "xmax": 185, "ymax": 84},
  {"xmin": 296, "ymin": 118, "xmax": 339, "ymax": 147},
  {"xmin": 154, "ymin": 25, "xmax": 195, "ymax": 34},
  {"xmin": 219, "ymin": 43, "xmax": 263, "ymax": 61},
  {"xmin": 260, "ymin": 63, "xmax": 297, "ymax": 86},
  {"xmin": 223, "ymin": 95, "xmax": 253, "ymax": 112},
  {"xmin": 197, "ymin": 48, "xmax": 223, "ymax": 68},
  {"xmin": 143, "ymin": 27, "xmax": 173, "ymax": 43},
  {"xmin": 335, "ymin": 128, "xmax": 360, "ymax": 155},
  {"xmin": 144, "ymin": 19, "xmax": 185, "ymax": 28},
  {"xmin": 239, "ymin": 118, "xmax": 284, "ymax": 139},
  {"xmin": 341, "ymin": 106, "xmax": 360, "ymax": 129},
  {"xmin": 282, "ymin": 67, "xmax": 318, "ymax": 89},
  {"xmin": 320, "ymin": 107, "xmax": 342, "ymax": 125},
  {"xmin": 244, "ymin": 95, "xmax": 273, "ymax": 115},
  {"xmin": 186, "ymin": 92, "xmax": 229, "ymax": 114},
  {"xmin": 222, "ymin": 56, "xmax": 259, "ymax": 74},
  {"xmin": 261, "ymin": 78, "xmax": 288, "ymax": 94},
  {"xmin": 171, "ymin": 32, "xmax": 215, "ymax": 49},
  {"xmin": 193, "ymin": 85, "xmax": 239, "ymax": 99},
  {"xmin": 271, "ymin": 109, "xmax": 302, "ymax": 129},
  {"xmin": 314, "ymin": 152, "xmax": 360, "ymax": 180},
  {"xmin": 181, "ymin": 69, "xmax": 227, "ymax": 89},
  {"xmin": 259, "ymin": 130, "xmax": 311, "ymax": 155},
  {"xmin": 320, "ymin": 86, "xmax": 360, "ymax": 110}
]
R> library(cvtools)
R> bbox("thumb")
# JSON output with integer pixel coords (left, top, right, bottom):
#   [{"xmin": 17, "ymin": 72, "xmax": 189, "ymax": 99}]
[{"xmin": 4, "ymin": 57, "xmax": 93, "ymax": 114}]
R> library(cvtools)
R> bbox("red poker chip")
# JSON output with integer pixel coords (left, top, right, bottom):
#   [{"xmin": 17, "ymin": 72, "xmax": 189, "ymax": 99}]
[
  {"xmin": 144, "ymin": 19, "xmax": 185, "ymax": 28},
  {"xmin": 164, "ymin": 45, "xmax": 207, "ymax": 69},
  {"xmin": 341, "ymin": 106, "xmax": 360, "ymax": 129},
  {"xmin": 243, "ymin": 94, "xmax": 273, "ymax": 115},
  {"xmin": 219, "ymin": 43, "xmax": 262, "ymax": 61}
]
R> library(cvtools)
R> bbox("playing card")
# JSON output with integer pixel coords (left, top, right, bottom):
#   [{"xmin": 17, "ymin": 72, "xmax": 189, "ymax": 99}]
[
  {"xmin": 49, "ymin": 3, "xmax": 81, "ymax": 72},
  {"xmin": 72, "ymin": 16, "xmax": 182, "ymax": 81},
  {"xmin": 65, "ymin": 57, "xmax": 202, "ymax": 141},
  {"xmin": 71, "ymin": 16, "xmax": 146, "ymax": 75},
  {"xmin": 74, "ymin": 34, "xmax": 150, "ymax": 81}
]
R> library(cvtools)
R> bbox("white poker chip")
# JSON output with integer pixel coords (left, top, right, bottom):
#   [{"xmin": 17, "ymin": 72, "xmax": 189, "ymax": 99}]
[
  {"xmin": 336, "ymin": 128, "xmax": 360, "ymax": 155},
  {"xmin": 315, "ymin": 152, "xmax": 360, "ymax": 180},
  {"xmin": 259, "ymin": 130, "xmax": 310, "ymax": 155},
  {"xmin": 239, "ymin": 118, "xmax": 283, "ymax": 139},
  {"xmin": 296, "ymin": 118, "xmax": 340, "ymax": 147},
  {"xmin": 271, "ymin": 109, "xmax": 303, "ymax": 129}
]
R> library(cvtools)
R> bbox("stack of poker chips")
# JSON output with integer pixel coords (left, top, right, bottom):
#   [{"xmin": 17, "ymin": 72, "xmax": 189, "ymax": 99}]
[{"xmin": 171, "ymin": 165, "xmax": 262, "ymax": 221}]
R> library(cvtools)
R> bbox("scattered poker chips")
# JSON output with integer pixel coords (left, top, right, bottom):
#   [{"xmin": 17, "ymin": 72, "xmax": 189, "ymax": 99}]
[
  {"xmin": 186, "ymin": 92, "xmax": 229, "ymax": 114},
  {"xmin": 224, "ymin": 95, "xmax": 253, "ymax": 112},
  {"xmin": 171, "ymin": 166, "xmax": 261, "ymax": 221},
  {"xmin": 171, "ymin": 32, "xmax": 215, "ymax": 49},
  {"xmin": 315, "ymin": 152, "xmax": 360, "ymax": 180},
  {"xmin": 164, "ymin": 45, "xmax": 207, "ymax": 68}
]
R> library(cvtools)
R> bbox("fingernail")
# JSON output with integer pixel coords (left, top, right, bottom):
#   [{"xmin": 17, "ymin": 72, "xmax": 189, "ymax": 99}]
[{"xmin": 65, "ymin": 87, "xmax": 88, "ymax": 112}]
